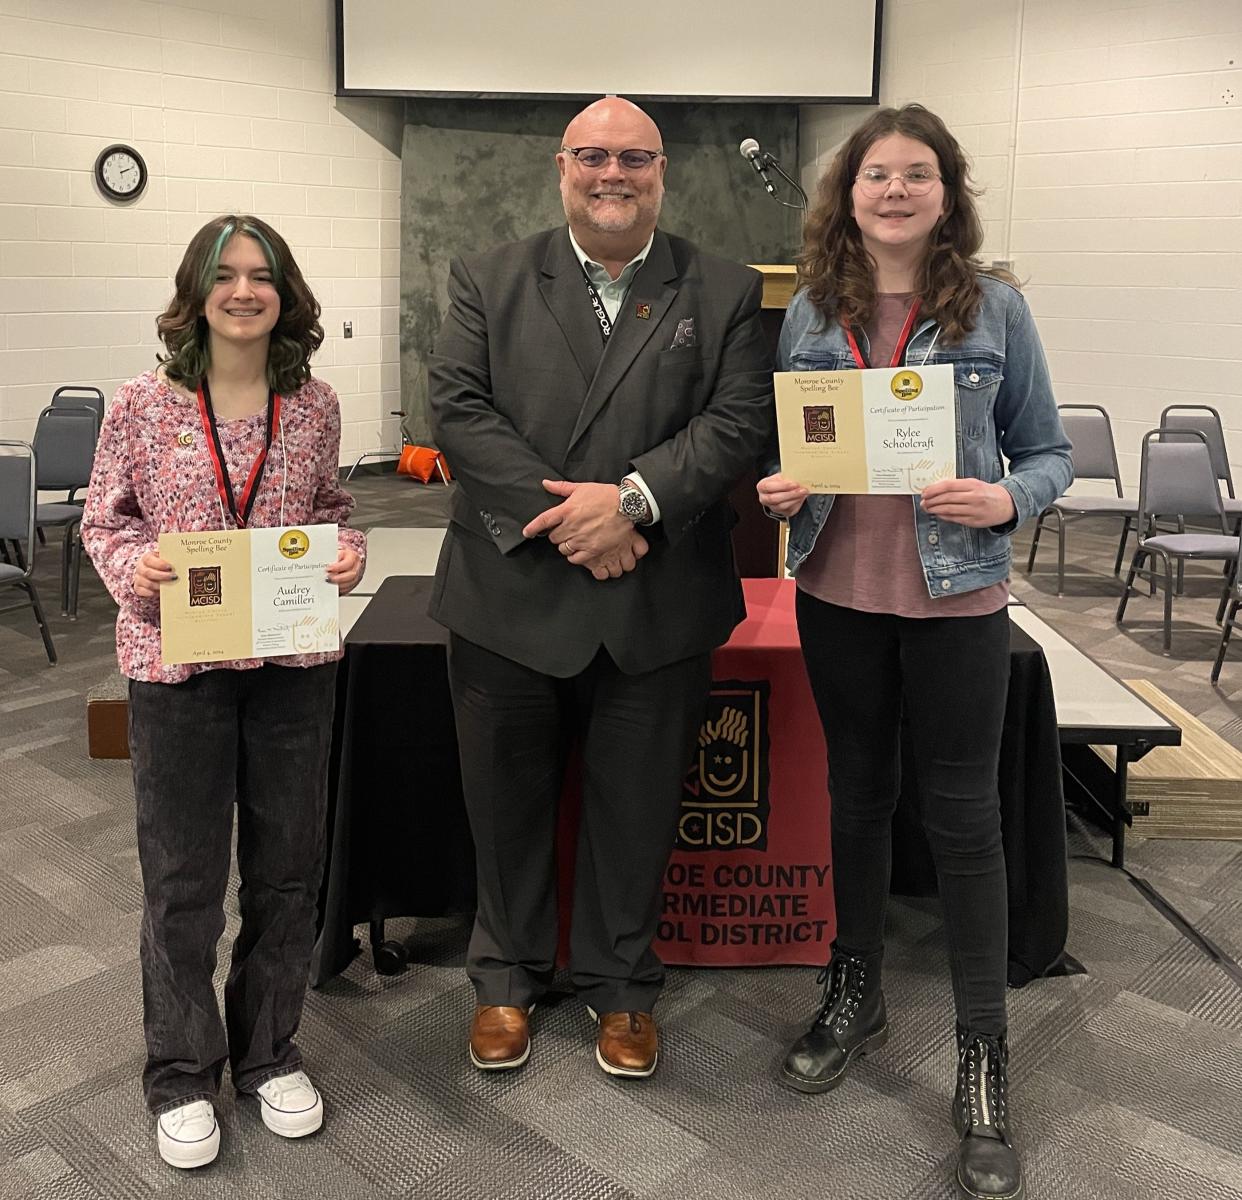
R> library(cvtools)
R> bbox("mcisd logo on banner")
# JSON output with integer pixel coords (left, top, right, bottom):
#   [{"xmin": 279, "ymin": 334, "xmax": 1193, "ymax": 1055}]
[{"xmin": 678, "ymin": 681, "xmax": 770, "ymax": 851}]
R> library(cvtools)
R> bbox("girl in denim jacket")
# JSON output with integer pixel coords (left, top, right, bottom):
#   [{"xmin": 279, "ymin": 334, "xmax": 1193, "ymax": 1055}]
[{"xmin": 758, "ymin": 105, "xmax": 1071, "ymax": 1200}]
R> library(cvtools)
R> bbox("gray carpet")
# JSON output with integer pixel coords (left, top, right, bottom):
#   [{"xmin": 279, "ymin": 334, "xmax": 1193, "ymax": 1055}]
[{"xmin": 1, "ymin": 476, "xmax": 1240, "ymax": 1200}]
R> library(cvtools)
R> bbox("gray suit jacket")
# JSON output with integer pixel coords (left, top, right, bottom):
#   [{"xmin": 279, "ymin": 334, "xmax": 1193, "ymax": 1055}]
[{"xmin": 427, "ymin": 226, "xmax": 774, "ymax": 677}]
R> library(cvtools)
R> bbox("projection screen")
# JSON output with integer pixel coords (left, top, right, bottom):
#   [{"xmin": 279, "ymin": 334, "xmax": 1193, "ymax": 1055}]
[{"xmin": 337, "ymin": 0, "xmax": 882, "ymax": 103}]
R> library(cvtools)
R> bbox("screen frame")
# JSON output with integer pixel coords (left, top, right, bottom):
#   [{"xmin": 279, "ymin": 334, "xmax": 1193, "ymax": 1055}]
[{"xmin": 334, "ymin": 0, "xmax": 884, "ymax": 105}]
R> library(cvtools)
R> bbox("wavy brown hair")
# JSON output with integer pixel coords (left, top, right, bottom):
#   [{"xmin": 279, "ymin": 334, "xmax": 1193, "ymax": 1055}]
[
  {"xmin": 799, "ymin": 104, "xmax": 1013, "ymax": 345},
  {"xmin": 157, "ymin": 214, "xmax": 323, "ymax": 394}
]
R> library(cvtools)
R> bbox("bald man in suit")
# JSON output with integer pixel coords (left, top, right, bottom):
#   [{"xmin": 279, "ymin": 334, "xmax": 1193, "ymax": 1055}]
[{"xmin": 429, "ymin": 96, "xmax": 773, "ymax": 1079}]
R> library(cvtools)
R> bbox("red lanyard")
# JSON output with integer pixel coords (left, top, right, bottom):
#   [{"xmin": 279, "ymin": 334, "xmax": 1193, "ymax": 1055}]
[
  {"xmin": 196, "ymin": 380, "xmax": 281, "ymax": 529},
  {"xmin": 845, "ymin": 298, "xmax": 922, "ymax": 369}
]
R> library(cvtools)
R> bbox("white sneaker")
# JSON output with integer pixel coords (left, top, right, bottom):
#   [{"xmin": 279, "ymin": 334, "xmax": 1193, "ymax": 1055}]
[
  {"xmin": 156, "ymin": 1100, "xmax": 220, "ymax": 1169},
  {"xmin": 255, "ymin": 1070, "xmax": 323, "ymax": 1138}
]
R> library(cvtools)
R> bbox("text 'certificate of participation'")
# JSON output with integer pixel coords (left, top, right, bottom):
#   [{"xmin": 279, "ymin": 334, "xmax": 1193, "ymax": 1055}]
[
  {"xmin": 775, "ymin": 364, "xmax": 957, "ymax": 494},
  {"xmin": 158, "ymin": 524, "xmax": 340, "ymax": 666}
]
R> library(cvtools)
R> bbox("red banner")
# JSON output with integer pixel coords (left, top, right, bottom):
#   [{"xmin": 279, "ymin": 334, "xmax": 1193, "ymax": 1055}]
[{"xmin": 656, "ymin": 578, "xmax": 835, "ymax": 966}]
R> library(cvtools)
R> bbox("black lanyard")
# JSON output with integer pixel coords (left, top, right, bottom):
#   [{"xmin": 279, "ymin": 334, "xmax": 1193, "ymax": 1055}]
[
  {"xmin": 196, "ymin": 379, "xmax": 279, "ymax": 529},
  {"xmin": 581, "ymin": 272, "xmax": 613, "ymax": 341}
]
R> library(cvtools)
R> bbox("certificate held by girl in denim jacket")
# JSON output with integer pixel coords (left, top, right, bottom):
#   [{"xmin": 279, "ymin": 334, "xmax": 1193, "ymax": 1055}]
[
  {"xmin": 157, "ymin": 524, "xmax": 340, "ymax": 665},
  {"xmin": 775, "ymin": 364, "xmax": 957, "ymax": 494}
]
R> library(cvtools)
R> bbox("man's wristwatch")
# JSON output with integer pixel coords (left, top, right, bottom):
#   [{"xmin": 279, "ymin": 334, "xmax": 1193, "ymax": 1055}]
[{"xmin": 617, "ymin": 477, "xmax": 652, "ymax": 525}]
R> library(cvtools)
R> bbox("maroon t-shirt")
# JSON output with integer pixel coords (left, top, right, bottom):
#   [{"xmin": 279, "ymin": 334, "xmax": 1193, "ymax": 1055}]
[{"xmin": 796, "ymin": 293, "xmax": 1008, "ymax": 618}]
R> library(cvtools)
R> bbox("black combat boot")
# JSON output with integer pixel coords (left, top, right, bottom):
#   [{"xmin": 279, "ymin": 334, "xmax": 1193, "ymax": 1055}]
[
  {"xmin": 953, "ymin": 1025, "xmax": 1022, "ymax": 1199},
  {"xmin": 779, "ymin": 945, "xmax": 887, "ymax": 1093}
]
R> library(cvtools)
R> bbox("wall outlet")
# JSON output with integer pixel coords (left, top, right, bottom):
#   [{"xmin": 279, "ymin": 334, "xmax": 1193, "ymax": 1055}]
[{"xmin": 991, "ymin": 259, "xmax": 1013, "ymax": 272}]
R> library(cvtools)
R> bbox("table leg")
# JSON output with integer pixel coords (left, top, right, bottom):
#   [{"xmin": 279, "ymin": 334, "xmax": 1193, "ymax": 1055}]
[{"xmin": 1111, "ymin": 746, "xmax": 1130, "ymax": 869}]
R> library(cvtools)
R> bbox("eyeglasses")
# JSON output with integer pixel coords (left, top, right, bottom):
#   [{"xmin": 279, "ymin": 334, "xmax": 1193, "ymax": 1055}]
[
  {"xmin": 854, "ymin": 167, "xmax": 942, "ymax": 197},
  {"xmin": 562, "ymin": 146, "xmax": 664, "ymax": 170}
]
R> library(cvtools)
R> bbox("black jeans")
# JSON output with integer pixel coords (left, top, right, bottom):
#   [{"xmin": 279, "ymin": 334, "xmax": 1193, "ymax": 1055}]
[
  {"xmin": 795, "ymin": 592, "xmax": 1011, "ymax": 1035},
  {"xmin": 128, "ymin": 663, "xmax": 337, "ymax": 1114}
]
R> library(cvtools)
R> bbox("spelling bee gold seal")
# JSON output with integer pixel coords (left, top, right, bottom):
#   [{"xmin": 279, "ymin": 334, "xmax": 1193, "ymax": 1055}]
[
  {"xmin": 278, "ymin": 529, "xmax": 310, "ymax": 559},
  {"xmin": 891, "ymin": 371, "xmax": 923, "ymax": 401}
]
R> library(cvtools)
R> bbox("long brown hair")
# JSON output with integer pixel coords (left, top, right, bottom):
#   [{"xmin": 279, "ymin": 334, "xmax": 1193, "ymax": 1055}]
[
  {"xmin": 799, "ymin": 104, "xmax": 1011, "ymax": 344},
  {"xmin": 157, "ymin": 214, "xmax": 323, "ymax": 394}
]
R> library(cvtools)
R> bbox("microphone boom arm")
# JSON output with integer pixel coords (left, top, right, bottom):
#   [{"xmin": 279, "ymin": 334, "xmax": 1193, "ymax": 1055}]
[{"xmin": 762, "ymin": 152, "xmax": 809, "ymax": 213}]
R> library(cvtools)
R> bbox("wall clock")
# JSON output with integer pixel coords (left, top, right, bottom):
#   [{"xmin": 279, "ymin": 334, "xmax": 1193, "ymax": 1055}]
[{"xmin": 94, "ymin": 143, "xmax": 148, "ymax": 202}]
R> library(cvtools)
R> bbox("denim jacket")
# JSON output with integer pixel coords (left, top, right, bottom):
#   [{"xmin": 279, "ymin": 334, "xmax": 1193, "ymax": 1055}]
[{"xmin": 772, "ymin": 275, "xmax": 1072, "ymax": 598}]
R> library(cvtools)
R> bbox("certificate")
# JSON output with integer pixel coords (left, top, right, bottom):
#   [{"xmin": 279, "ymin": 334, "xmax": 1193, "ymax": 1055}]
[
  {"xmin": 774, "ymin": 363, "xmax": 957, "ymax": 494},
  {"xmin": 158, "ymin": 524, "xmax": 340, "ymax": 666}
]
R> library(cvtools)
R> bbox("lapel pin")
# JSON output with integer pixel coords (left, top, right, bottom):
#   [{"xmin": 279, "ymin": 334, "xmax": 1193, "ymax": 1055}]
[
  {"xmin": 177, "ymin": 431, "xmax": 193, "ymax": 447},
  {"xmin": 635, "ymin": 303, "xmax": 651, "ymax": 320}
]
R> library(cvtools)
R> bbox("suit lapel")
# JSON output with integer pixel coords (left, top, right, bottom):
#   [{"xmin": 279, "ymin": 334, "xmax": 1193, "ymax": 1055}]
[
  {"xmin": 566, "ymin": 231, "xmax": 680, "ymax": 453},
  {"xmin": 538, "ymin": 231, "xmax": 604, "ymax": 386}
]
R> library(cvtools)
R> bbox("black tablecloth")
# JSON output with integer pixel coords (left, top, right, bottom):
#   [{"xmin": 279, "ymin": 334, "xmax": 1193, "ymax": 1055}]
[
  {"xmin": 313, "ymin": 578, "xmax": 1069, "ymax": 987},
  {"xmin": 311, "ymin": 575, "xmax": 474, "ymax": 985}
]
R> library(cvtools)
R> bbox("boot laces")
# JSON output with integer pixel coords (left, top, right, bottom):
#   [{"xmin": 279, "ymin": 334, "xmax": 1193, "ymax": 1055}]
[
  {"xmin": 959, "ymin": 1032, "xmax": 1009, "ymax": 1139},
  {"xmin": 813, "ymin": 954, "xmax": 867, "ymax": 1034}
]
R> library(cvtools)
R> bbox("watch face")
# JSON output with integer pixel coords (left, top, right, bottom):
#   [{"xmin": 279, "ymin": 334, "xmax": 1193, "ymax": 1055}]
[
  {"xmin": 95, "ymin": 144, "xmax": 147, "ymax": 201},
  {"xmin": 620, "ymin": 487, "xmax": 648, "ymax": 521}
]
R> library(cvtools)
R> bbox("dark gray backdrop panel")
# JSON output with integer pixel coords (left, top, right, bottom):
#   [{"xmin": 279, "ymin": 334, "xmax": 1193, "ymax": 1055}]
[{"xmin": 399, "ymin": 99, "xmax": 798, "ymax": 441}]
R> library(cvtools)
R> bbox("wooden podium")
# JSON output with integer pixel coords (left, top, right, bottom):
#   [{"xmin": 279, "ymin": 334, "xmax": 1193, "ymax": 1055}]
[{"xmin": 728, "ymin": 264, "xmax": 797, "ymax": 578}]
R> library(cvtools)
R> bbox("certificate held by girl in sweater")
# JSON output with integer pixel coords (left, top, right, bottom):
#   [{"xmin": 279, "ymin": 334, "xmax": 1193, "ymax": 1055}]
[
  {"xmin": 774, "ymin": 364, "xmax": 957, "ymax": 494},
  {"xmin": 158, "ymin": 524, "xmax": 340, "ymax": 665}
]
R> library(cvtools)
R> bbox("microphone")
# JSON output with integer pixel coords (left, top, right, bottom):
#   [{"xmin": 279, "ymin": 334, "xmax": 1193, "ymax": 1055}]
[
  {"xmin": 739, "ymin": 137, "xmax": 809, "ymax": 214},
  {"xmin": 739, "ymin": 138, "xmax": 777, "ymax": 196}
]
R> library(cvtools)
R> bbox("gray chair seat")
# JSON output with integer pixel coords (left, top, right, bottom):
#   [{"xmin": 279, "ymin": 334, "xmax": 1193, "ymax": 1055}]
[
  {"xmin": 0, "ymin": 561, "xmax": 23, "ymax": 583},
  {"xmin": 1142, "ymin": 533, "xmax": 1239, "ymax": 557},
  {"xmin": 35, "ymin": 501, "xmax": 84, "ymax": 526},
  {"xmin": 1052, "ymin": 495, "xmax": 1138, "ymax": 515}
]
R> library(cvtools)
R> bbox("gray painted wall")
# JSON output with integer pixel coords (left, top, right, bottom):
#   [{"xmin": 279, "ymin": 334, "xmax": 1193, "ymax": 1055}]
[{"xmin": 399, "ymin": 99, "xmax": 799, "ymax": 441}]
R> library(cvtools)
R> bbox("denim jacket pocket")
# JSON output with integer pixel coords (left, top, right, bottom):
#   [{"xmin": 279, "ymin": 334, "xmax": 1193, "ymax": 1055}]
[{"xmin": 946, "ymin": 357, "xmax": 1004, "ymax": 438}]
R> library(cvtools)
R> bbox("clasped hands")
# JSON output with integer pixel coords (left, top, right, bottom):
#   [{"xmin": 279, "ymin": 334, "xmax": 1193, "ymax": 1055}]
[
  {"xmin": 521, "ymin": 480, "xmax": 648, "ymax": 581},
  {"xmin": 756, "ymin": 473, "xmax": 1016, "ymax": 527}
]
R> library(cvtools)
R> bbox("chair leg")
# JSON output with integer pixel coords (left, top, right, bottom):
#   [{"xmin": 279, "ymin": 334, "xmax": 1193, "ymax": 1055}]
[
  {"xmin": 1026, "ymin": 510, "xmax": 1047, "ymax": 573},
  {"xmin": 1212, "ymin": 599, "xmax": 1239, "ymax": 684},
  {"xmin": 1160, "ymin": 553, "xmax": 1175, "ymax": 655},
  {"xmin": 59, "ymin": 530, "xmax": 71, "ymax": 617},
  {"xmin": 1116, "ymin": 548, "xmax": 1143, "ymax": 624},
  {"xmin": 21, "ymin": 581, "xmax": 58, "ymax": 666},
  {"xmin": 1054, "ymin": 511, "xmax": 1067, "ymax": 596},
  {"xmin": 1217, "ymin": 567, "xmax": 1234, "ymax": 625},
  {"xmin": 67, "ymin": 525, "xmax": 82, "ymax": 620},
  {"xmin": 1113, "ymin": 517, "xmax": 1132, "ymax": 577}
]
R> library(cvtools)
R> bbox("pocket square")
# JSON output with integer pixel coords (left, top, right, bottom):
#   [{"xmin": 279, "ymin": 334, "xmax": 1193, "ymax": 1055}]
[{"xmin": 669, "ymin": 317, "xmax": 697, "ymax": 349}]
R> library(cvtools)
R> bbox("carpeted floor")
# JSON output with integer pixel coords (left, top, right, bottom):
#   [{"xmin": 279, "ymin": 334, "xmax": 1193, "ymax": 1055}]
[{"xmin": 0, "ymin": 473, "xmax": 1239, "ymax": 1200}]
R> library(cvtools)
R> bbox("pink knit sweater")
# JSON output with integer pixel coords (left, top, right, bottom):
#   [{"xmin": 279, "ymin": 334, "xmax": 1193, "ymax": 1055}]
[{"xmin": 82, "ymin": 370, "xmax": 367, "ymax": 683}]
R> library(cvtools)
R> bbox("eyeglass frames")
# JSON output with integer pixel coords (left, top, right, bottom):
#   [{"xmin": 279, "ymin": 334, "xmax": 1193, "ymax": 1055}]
[
  {"xmin": 854, "ymin": 167, "xmax": 942, "ymax": 197},
  {"xmin": 562, "ymin": 146, "xmax": 664, "ymax": 170}
]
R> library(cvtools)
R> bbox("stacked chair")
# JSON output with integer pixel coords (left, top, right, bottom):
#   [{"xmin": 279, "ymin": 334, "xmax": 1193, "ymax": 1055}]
[
  {"xmin": 0, "ymin": 441, "xmax": 57, "ymax": 664},
  {"xmin": 1026, "ymin": 403, "xmax": 1136, "ymax": 594},
  {"xmin": 32, "ymin": 401, "xmax": 100, "ymax": 620},
  {"xmin": 1115, "ymin": 429, "xmax": 1240, "ymax": 655}
]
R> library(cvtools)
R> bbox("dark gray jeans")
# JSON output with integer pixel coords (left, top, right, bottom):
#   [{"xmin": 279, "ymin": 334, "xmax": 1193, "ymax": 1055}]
[{"xmin": 128, "ymin": 663, "xmax": 337, "ymax": 1114}]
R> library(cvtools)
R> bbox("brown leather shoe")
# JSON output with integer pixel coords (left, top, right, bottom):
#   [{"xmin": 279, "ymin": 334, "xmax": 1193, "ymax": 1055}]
[
  {"xmin": 593, "ymin": 1010, "xmax": 658, "ymax": 1078},
  {"xmin": 468, "ymin": 1004, "xmax": 532, "ymax": 1071}
]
